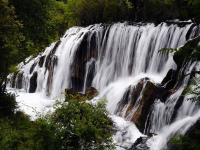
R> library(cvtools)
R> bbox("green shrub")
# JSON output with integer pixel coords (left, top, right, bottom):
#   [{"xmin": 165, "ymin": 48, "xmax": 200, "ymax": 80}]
[{"xmin": 51, "ymin": 99, "xmax": 114, "ymax": 150}]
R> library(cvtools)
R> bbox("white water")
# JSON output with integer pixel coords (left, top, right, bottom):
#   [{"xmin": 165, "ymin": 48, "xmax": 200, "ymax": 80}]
[
  {"xmin": 8, "ymin": 22, "xmax": 200, "ymax": 149},
  {"xmin": 8, "ymin": 88, "xmax": 55, "ymax": 120}
]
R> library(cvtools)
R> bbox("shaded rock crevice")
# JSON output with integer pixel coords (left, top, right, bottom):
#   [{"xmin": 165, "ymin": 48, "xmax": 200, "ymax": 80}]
[{"xmin": 29, "ymin": 72, "xmax": 38, "ymax": 93}]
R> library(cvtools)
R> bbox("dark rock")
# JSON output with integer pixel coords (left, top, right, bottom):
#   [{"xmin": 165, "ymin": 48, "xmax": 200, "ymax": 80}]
[
  {"xmin": 115, "ymin": 77, "xmax": 177, "ymax": 132},
  {"xmin": 116, "ymin": 78, "xmax": 146, "ymax": 115},
  {"xmin": 131, "ymin": 80, "xmax": 158, "ymax": 131},
  {"xmin": 129, "ymin": 137, "xmax": 150, "ymax": 150},
  {"xmin": 38, "ymin": 55, "xmax": 45, "ymax": 67},
  {"xmin": 29, "ymin": 72, "xmax": 38, "ymax": 93}
]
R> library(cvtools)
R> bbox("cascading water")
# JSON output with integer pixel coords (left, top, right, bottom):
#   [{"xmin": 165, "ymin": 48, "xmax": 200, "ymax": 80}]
[{"xmin": 8, "ymin": 22, "xmax": 200, "ymax": 149}]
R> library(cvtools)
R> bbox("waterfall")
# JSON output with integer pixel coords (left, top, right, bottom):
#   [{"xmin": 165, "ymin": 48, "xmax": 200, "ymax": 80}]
[{"xmin": 8, "ymin": 22, "xmax": 200, "ymax": 149}]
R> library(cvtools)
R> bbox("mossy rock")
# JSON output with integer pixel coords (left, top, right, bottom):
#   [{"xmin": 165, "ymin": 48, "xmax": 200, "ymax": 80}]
[{"xmin": 65, "ymin": 87, "xmax": 98, "ymax": 102}]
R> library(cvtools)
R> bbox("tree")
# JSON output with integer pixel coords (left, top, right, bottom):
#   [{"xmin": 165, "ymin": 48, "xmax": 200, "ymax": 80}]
[
  {"xmin": 10, "ymin": 0, "xmax": 68, "ymax": 55},
  {"xmin": 0, "ymin": 0, "xmax": 24, "ymax": 93},
  {"xmin": 51, "ymin": 99, "xmax": 114, "ymax": 150},
  {"xmin": 66, "ymin": 0, "xmax": 133, "ymax": 27}
]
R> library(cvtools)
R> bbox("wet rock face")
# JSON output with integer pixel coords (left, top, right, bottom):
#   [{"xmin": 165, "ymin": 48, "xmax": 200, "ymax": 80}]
[
  {"xmin": 130, "ymin": 80, "xmax": 159, "ymax": 131},
  {"xmin": 29, "ymin": 72, "xmax": 38, "ymax": 93},
  {"xmin": 71, "ymin": 33, "xmax": 98, "ymax": 91},
  {"xmin": 116, "ymin": 78, "xmax": 159, "ymax": 131},
  {"xmin": 38, "ymin": 55, "xmax": 45, "ymax": 67},
  {"xmin": 115, "ymin": 78, "xmax": 173, "ymax": 132},
  {"xmin": 116, "ymin": 78, "xmax": 146, "ymax": 115}
]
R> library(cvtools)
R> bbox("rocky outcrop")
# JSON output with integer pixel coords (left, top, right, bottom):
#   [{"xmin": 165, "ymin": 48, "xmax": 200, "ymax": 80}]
[{"xmin": 115, "ymin": 78, "xmax": 169, "ymax": 131}]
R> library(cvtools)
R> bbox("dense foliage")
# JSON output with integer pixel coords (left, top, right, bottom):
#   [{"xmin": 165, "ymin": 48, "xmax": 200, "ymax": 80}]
[
  {"xmin": 0, "ymin": 0, "xmax": 23, "ymax": 93},
  {"xmin": 65, "ymin": 0, "xmax": 133, "ymax": 26},
  {"xmin": 0, "ymin": 93, "xmax": 114, "ymax": 150},
  {"xmin": 10, "ymin": 0, "xmax": 68, "ymax": 54}
]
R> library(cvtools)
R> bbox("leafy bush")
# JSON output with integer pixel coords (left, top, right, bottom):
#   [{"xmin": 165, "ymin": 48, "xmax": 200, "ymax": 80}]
[{"xmin": 51, "ymin": 99, "xmax": 114, "ymax": 150}]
